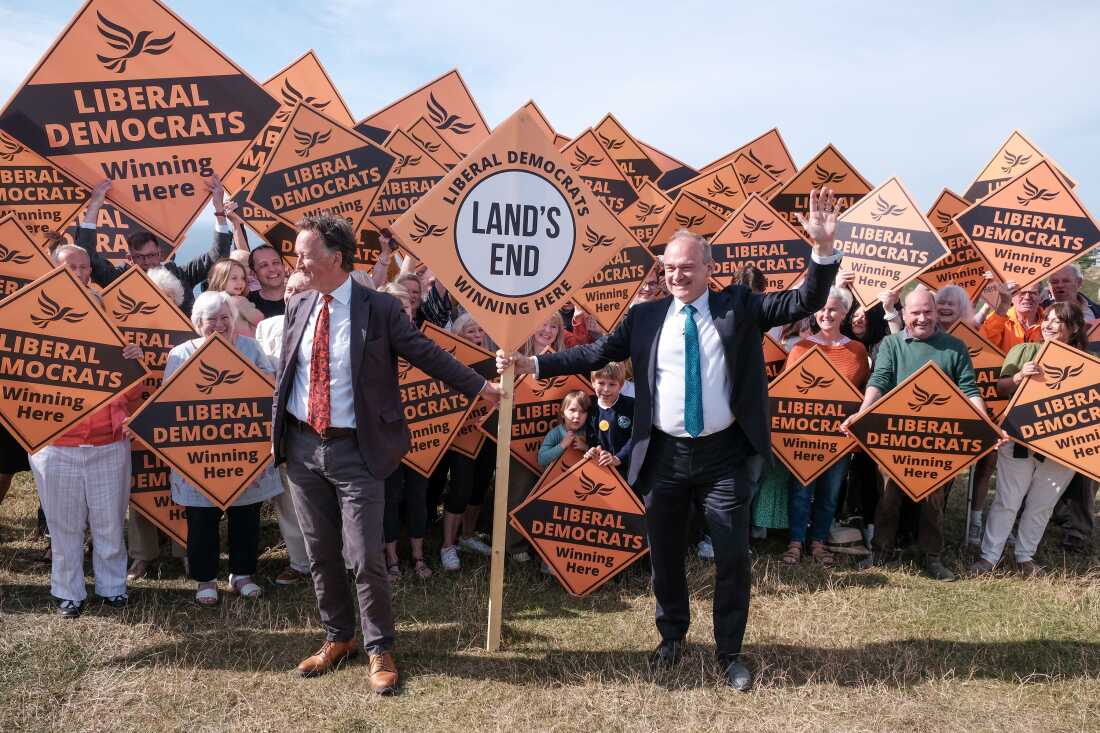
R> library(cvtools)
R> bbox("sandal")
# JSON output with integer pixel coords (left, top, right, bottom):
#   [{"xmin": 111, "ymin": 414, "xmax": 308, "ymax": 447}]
[
  {"xmin": 810, "ymin": 541, "xmax": 834, "ymax": 567},
  {"xmin": 229, "ymin": 574, "xmax": 263, "ymax": 599},
  {"xmin": 195, "ymin": 581, "xmax": 219, "ymax": 606},
  {"xmin": 413, "ymin": 558, "xmax": 432, "ymax": 579},
  {"xmin": 782, "ymin": 542, "xmax": 802, "ymax": 565},
  {"xmin": 387, "ymin": 560, "xmax": 402, "ymax": 581}
]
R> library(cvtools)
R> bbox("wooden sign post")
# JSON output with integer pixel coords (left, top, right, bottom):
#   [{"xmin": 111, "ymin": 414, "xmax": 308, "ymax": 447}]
[{"xmin": 486, "ymin": 364, "xmax": 514, "ymax": 651}]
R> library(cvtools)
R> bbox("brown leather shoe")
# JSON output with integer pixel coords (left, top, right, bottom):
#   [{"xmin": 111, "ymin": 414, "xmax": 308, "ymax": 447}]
[
  {"xmin": 296, "ymin": 639, "xmax": 358, "ymax": 678},
  {"xmin": 368, "ymin": 651, "xmax": 399, "ymax": 694}
]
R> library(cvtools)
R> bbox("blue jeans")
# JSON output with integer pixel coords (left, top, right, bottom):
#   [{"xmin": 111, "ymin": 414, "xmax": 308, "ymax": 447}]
[{"xmin": 788, "ymin": 456, "xmax": 851, "ymax": 544}]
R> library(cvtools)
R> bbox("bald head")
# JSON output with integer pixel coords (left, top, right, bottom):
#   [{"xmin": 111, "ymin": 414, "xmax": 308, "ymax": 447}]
[
  {"xmin": 1049, "ymin": 265, "xmax": 1084, "ymax": 303},
  {"xmin": 903, "ymin": 288, "xmax": 937, "ymax": 340},
  {"xmin": 52, "ymin": 244, "xmax": 91, "ymax": 286}
]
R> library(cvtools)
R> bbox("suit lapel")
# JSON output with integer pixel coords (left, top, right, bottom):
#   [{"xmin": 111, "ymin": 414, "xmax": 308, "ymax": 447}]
[
  {"xmin": 349, "ymin": 280, "xmax": 371, "ymax": 384},
  {"xmin": 709, "ymin": 289, "xmax": 737, "ymax": 377}
]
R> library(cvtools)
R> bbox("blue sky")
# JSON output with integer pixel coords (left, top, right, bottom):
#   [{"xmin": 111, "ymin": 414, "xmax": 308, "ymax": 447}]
[{"xmin": 2, "ymin": 0, "xmax": 1099, "ymax": 263}]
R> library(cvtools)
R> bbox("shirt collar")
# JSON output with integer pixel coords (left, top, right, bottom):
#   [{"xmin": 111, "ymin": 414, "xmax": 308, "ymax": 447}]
[
  {"xmin": 324, "ymin": 275, "xmax": 352, "ymax": 307},
  {"xmin": 674, "ymin": 290, "xmax": 710, "ymax": 318}
]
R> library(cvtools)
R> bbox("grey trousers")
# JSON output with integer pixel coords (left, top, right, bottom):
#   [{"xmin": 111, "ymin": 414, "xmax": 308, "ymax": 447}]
[{"xmin": 284, "ymin": 427, "xmax": 394, "ymax": 654}]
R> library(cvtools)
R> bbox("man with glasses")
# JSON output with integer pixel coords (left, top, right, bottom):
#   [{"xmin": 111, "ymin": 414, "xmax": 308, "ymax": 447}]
[
  {"xmin": 76, "ymin": 178, "xmax": 233, "ymax": 315},
  {"xmin": 980, "ymin": 281, "xmax": 1043, "ymax": 352}
]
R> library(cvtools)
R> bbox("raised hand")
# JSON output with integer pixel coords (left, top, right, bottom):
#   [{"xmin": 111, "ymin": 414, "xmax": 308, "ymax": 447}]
[
  {"xmin": 83, "ymin": 179, "xmax": 112, "ymax": 225},
  {"xmin": 795, "ymin": 187, "xmax": 839, "ymax": 254},
  {"xmin": 205, "ymin": 174, "xmax": 226, "ymax": 216}
]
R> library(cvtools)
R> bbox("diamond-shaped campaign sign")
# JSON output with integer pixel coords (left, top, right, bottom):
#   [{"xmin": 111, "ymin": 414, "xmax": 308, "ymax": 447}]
[
  {"xmin": 946, "ymin": 320, "xmax": 1008, "ymax": 421},
  {"xmin": 699, "ymin": 128, "xmax": 797, "ymax": 185},
  {"xmin": 962, "ymin": 130, "xmax": 1075, "ymax": 204},
  {"xmin": 561, "ymin": 128, "xmax": 640, "ymax": 217},
  {"xmin": 769, "ymin": 144, "xmax": 872, "ymax": 241},
  {"xmin": 916, "ymin": 188, "xmax": 991, "ymax": 301},
  {"xmin": 0, "ymin": 214, "xmax": 54, "ymax": 298},
  {"xmin": 510, "ymin": 458, "xmax": 648, "ymax": 597},
  {"xmin": 0, "ymin": 131, "xmax": 88, "ymax": 246},
  {"xmin": 763, "ymin": 333, "xmax": 787, "ymax": 382},
  {"xmin": 848, "ymin": 362, "xmax": 1000, "ymax": 501},
  {"xmin": 648, "ymin": 191, "xmax": 729, "ymax": 258},
  {"xmin": 710, "ymin": 193, "xmax": 813, "ymax": 293}
]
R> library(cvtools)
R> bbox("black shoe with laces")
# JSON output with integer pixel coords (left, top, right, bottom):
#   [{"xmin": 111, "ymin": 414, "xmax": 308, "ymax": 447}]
[
  {"xmin": 647, "ymin": 639, "xmax": 683, "ymax": 672},
  {"xmin": 57, "ymin": 599, "xmax": 82, "ymax": 619},
  {"xmin": 719, "ymin": 655, "xmax": 753, "ymax": 692},
  {"xmin": 101, "ymin": 594, "xmax": 129, "ymax": 609}
]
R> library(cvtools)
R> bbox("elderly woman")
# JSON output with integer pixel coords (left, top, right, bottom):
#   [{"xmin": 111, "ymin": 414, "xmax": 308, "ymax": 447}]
[
  {"xmin": 29, "ymin": 244, "xmax": 144, "ymax": 618},
  {"xmin": 782, "ymin": 286, "xmax": 870, "ymax": 565},
  {"xmin": 970, "ymin": 302, "xmax": 1088, "ymax": 578},
  {"xmin": 934, "ymin": 285, "xmax": 976, "ymax": 330},
  {"xmin": 168, "ymin": 290, "xmax": 282, "ymax": 604}
]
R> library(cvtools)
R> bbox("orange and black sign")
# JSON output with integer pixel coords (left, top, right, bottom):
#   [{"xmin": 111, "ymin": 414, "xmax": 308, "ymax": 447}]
[
  {"xmin": 355, "ymin": 69, "xmax": 490, "ymax": 157},
  {"xmin": 593, "ymin": 114, "xmax": 663, "ymax": 190},
  {"xmin": 573, "ymin": 242, "xmax": 657, "ymax": 333},
  {"xmin": 769, "ymin": 144, "xmax": 872, "ymax": 241},
  {"xmin": 618, "ymin": 180, "xmax": 672, "ymax": 246},
  {"xmin": 954, "ymin": 160, "xmax": 1100, "ymax": 292},
  {"xmin": 848, "ymin": 362, "xmax": 999, "ymax": 501},
  {"xmin": 0, "ymin": 214, "xmax": 54, "ymax": 298},
  {"xmin": 1000, "ymin": 340, "xmax": 1100, "ymax": 482},
  {"xmin": 450, "ymin": 395, "xmax": 492, "ymax": 459},
  {"xmin": 698, "ymin": 128, "xmax": 797, "ymax": 185},
  {"xmin": 405, "ymin": 116, "xmax": 463, "ymax": 170},
  {"xmin": 647, "ymin": 192, "xmax": 728, "ymax": 258},
  {"xmin": 509, "ymin": 457, "xmax": 648, "ymax": 597},
  {"xmin": 0, "ymin": 265, "xmax": 147, "ymax": 452},
  {"xmin": 676, "ymin": 164, "xmax": 748, "ymax": 219},
  {"xmin": 249, "ymin": 104, "xmax": 395, "ymax": 237},
  {"xmin": 762, "ymin": 332, "xmax": 787, "ymax": 382},
  {"xmin": 129, "ymin": 443, "xmax": 186, "ymax": 547},
  {"xmin": 366, "ymin": 129, "xmax": 447, "ymax": 232},
  {"xmin": 963, "ymin": 130, "xmax": 1076, "ymax": 203},
  {"xmin": 126, "ymin": 333, "xmax": 274, "ymax": 510},
  {"xmin": 947, "ymin": 320, "xmax": 1008, "ymax": 421},
  {"xmin": 388, "ymin": 106, "xmax": 636, "ymax": 353},
  {"xmin": 561, "ymin": 129, "xmax": 640, "ymax": 216},
  {"xmin": 0, "ymin": 131, "xmax": 88, "ymax": 245},
  {"xmin": 0, "ymin": 0, "xmax": 279, "ymax": 245},
  {"xmin": 398, "ymin": 323, "xmax": 494, "ymax": 477},
  {"xmin": 916, "ymin": 189, "xmax": 991, "ymax": 301},
  {"xmin": 834, "ymin": 177, "xmax": 950, "ymax": 308},
  {"xmin": 710, "ymin": 193, "xmax": 812, "ymax": 293},
  {"xmin": 521, "ymin": 100, "xmax": 560, "ymax": 142},
  {"xmin": 1086, "ymin": 320, "xmax": 1100, "ymax": 356},
  {"xmin": 635, "ymin": 137, "xmax": 697, "ymax": 192},
  {"xmin": 61, "ymin": 199, "xmax": 181, "ymax": 265},
  {"xmin": 768, "ymin": 346, "xmax": 863, "ymax": 484},
  {"xmin": 730, "ymin": 152, "xmax": 779, "ymax": 198},
  {"xmin": 261, "ymin": 221, "xmax": 298, "ymax": 270}
]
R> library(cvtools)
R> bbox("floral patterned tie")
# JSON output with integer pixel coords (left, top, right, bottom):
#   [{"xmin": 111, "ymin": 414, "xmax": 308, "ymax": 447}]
[{"xmin": 307, "ymin": 294, "xmax": 333, "ymax": 434}]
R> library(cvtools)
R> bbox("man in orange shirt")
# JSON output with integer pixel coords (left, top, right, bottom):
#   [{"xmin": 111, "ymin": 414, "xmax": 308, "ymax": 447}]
[{"xmin": 980, "ymin": 282, "xmax": 1043, "ymax": 352}]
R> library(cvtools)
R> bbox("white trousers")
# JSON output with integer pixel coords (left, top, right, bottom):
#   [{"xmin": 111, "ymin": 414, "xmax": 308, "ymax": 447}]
[
  {"xmin": 30, "ymin": 440, "xmax": 131, "ymax": 602},
  {"xmin": 982, "ymin": 443, "xmax": 1075, "ymax": 565},
  {"xmin": 275, "ymin": 466, "xmax": 310, "ymax": 573}
]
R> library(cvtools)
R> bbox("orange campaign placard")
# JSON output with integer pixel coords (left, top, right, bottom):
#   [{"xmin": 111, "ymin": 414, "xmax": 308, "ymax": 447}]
[
  {"xmin": 450, "ymin": 395, "xmax": 493, "ymax": 459},
  {"xmin": 0, "ymin": 131, "xmax": 88, "ymax": 245},
  {"xmin": 261, "ymin": 221, "xmax": 299, "ymax": 270},
  {"xmin": 398, "ymin": 323, "xmax": 492, "ymax": 477},
  {"xmin": 573, "ymin": 240, "xmax": 657, "ymax": 333},
  {"xmin": 0, "ymin": 265, "xmax": 148, "ymax": 452},
  {"xmin": 833, "ymin": 177, "xmax": 950, "ymax": 308},
  {"xmin": 709, "ymin": 193, "xmax": 813, "ymax": 293},
  {"xmin": 731, "ymin": 152, "xmax": 779, "ymax": 197},
  {"xmin": 355, "ymin": 69, "xmax": 490, "ymax": 156},
  {"xmin": 406, "ymin": 116, "xmax": 463, "ymax": 170},
  {"xmin": 562, "ymin": 129, "xmax": 640, "ymax": 216},
  {"xmin": 636, "ymin": 138, "xmax": 697, "ymax": 192},
  {"xmin": 509, "ymin": 458, "xmax": 648, "ymax": 597},
  {"xmin": 388, "ymin": 106, "xmax": 637, "ymax": 353},
  {"xmin": 521, "ymin": 100, "xmax": 560, "ymax": 142},
  {"xmin": 768, "ymin": 346, "xmax": 864, "ymax": 485},
  {"xmin": 60, "ymin": 199, "xmax": 182, "ymax": 265},
  {"xmin": 1000, "ymin": 340, "xmax": 1100, "ymax": 481},
  {"xmin": 593, "ymin": 114, "xmax": 663, "ymax": 190},
  {"xmin": 954, "ymin": 160, "xmax": 1100, "ymax": 292},
  {"xmin": 769, "ymin": 144, "xmax": 872, "ymax": 241},
  {"xmin": 676, "ymin": 164, "xmax": 748, "ymax": 219},
  {"xmin": 126, "ymin": 332, "xmax": 274, "ymax": 510},
  {"xmin": 129, "ymin": 444, "xmax": 186, "ymax": 547},
  {"xmin": 647, "ymin": 192, "xmax": 729, "ymax": 258},
  {"xmin": 366, "ymin": 129, "xmax": 448, "ymax": 232},
  {"xmin": 0, "ymin": 214, "xmax": 54, "ymax": 298},
  {"xmin": 916, "ymin": 189, "xmax": 991, "ymax": 300},
  {"xmin": 619, "ymin": 180, "xmax": 672, "ymax": 246},
  {"xmin": 947, "ymin": 320, "xmax": 1008, "ymax": 421},
  {"xmin": 962, "ymin": 130, "xmax": 1076, "ymax": 204},
  {"xmin": 848, "ymin": 362, "xmax": 1000, "ymax": 501},
  {"xmin": 0, "ymin": 0, "xmax": 279, "ymax": 245},
  {"xmin": 698, "ymin": 128, "xmax": 798, "ymax": 183},
  {"xmin": 762, "ymin": 332, "xmax": 788, "ymax": 382}
]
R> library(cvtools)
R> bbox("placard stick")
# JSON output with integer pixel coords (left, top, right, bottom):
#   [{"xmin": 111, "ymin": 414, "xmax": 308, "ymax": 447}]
[
  {"xmin": 486, "ymin": 363, "xmax": 515, "ymax": 652},
  {"xmin": 963, "ymin": 466, "xmax": 976, "ymax": 546}
]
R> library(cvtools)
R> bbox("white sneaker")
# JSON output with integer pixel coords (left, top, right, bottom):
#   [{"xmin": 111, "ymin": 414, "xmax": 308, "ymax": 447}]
[
  {"xmin": 458, "ymin": 535, "xmax": 492, "ymax": 557},
  {"xmin": 541, "ymin": 561, "xmax": 553, "ymax": 575},
  {"xmin": 697, "ymin": 536, "xmax": 715, "ymax": 560},
  {"xmin": 967, "ymin": 514, "xmax": 984, "ymax": 546},
  {"xmin": 509, "ymin": 551, "xmax": 531, "ymax": 564},
  {"xmin": 440, "ymin": 545, "xmax": 461, "ymax": 571}
]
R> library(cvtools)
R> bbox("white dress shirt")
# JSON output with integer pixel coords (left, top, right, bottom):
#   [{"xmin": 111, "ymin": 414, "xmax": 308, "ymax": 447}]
[
  {"xmin": 288, "ymin": 276, "xmax": 356, "ymax": 428},
  {"xmin": 653, "ymin": 291, "xmax": 735, "ymax": 437},
  {"xmin": 254, "ymin": 315, "xmax": 285, "ymax": 362}
]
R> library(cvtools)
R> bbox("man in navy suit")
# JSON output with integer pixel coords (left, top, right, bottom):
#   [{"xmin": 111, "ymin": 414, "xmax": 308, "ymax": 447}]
[{"xmin": 498, "ymin": 189, "xmax": 842, "ymax": 691}]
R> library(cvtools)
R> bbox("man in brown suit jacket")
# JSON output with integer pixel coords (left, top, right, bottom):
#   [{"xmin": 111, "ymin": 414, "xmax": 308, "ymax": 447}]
[{"xmin": 272, "ymin": 213, "xmax": 500, "ymax": 693}]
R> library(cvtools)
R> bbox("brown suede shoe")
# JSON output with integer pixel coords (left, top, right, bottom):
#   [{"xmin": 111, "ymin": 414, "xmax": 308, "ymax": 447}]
[
  {"xmin": 296, "ymin": 639, "xmax": 359, "ymax": 678},
  {"xmin": 368, "ymin": 651, "xmax": 399, "ymax": 694}
]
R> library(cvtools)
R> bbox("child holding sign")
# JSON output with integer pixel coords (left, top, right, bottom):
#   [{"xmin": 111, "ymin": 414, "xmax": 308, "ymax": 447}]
[
  {"xmin": 537, "ymin": 391, "xmax": 591, "ymax": 469},
  {"xmin": 584, "ymin": 363, "xmax": 635, "ymax": 476}
]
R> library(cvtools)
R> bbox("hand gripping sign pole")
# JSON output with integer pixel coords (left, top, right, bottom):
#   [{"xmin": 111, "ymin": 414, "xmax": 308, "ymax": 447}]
[{"xmin": 486, "ymin": 363, "xmax": 514, "ymax": 651}]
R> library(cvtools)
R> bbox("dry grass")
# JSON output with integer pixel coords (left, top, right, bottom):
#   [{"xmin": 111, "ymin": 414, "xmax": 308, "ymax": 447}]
[{"xmin": 1, "ymin": 471, "xmax": 1098, "ymax": 733}]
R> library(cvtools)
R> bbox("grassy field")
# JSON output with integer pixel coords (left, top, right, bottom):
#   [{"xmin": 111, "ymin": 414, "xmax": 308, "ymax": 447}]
[{"xmin": 1, "ymin": 471, "xmax": 1098, "ymax": 733}]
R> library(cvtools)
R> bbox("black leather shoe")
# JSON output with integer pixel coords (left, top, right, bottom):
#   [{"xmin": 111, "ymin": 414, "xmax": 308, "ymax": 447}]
[
  {"xmin": 924, "ymin": 558, "xmax": 956, "ymax": 582},
  {"xmin": 647, "ymin": 640, "xmax": 683, "ymax": 671},
  {"xmin": 722, "ymin": 657, "xmax": 753, "ymax": 692},
  {"xmin": 101, "ymin": 594, "xmax": 129, "ymax": 608},
  {"xmin": 57, "ymin": 600, "xmax": 82, "ymax": 619}
]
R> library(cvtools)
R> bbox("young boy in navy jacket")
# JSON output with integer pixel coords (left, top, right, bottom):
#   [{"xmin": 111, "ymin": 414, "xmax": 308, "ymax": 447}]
[{"xmin": 585, "ymin": 362, "xmax": 635, "ymax": 476}]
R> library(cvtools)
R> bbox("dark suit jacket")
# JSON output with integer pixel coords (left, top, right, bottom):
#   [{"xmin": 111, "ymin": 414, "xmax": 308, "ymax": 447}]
[
  {"xmin": 538, "ymin": 260, "xmax": 840, "ymax": 485},
  {"xmin": 272, "ymin": 279, "xmax": 487, "ymax": 479}
]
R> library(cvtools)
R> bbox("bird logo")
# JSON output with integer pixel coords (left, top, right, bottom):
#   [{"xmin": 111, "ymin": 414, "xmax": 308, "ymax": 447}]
[
  {"xmin": 410, "ymin": 130, "xmax": 440, "ymax": 153},
  {"xmin": 391, "ymin": 150, "xmax": 422, "ymax": 175},
  {"xmin": 795, "ymin": 368, "xmax": 834, "ymax": 394},
  {"xmin": 739, "ymin": 171, "xmax": 760, "ymax": 185},
  {"xmin": 582, "ymin": 226, "xmax": 615, "ymax": 253},
  {"xmin": 906, "ymin": 384, "xmax": 951, "ymax": 412},
  {"xmin": 597, "ymin": 133, "xmax": 625, "ymax": 151},
  {"xmin": 934, "ymin": 211, "xmax": 953, "ymax": 234},
  {"xmin": 195, "ymin": 361, "xmax": 243, "ymax": 395},
  {"xmin": 1041, "ymin": 362, "xmax": 1083, "ymax": 390},
  {"xmin": 110, "ymin": 290, "xmax": 159, "ymax": 322},
  {"xmin": 0, "ymin": 133, "xmax": 24, "ymax": 162},
  {"xmin": 531, "ymin": 376, "xmax": 568, "ymax": 398},
  {"xmin": 635, "ymin": 201, "xmax": 665, "ymax": 222},
  {"xmin": 706, "ymin": 174, "xmax": 738, "ymax": 199},
  {"xmin": 740, "ymin": 214, "xmax": 774, "ymax": 239},
  {"xmin": 574, "ymin": 471, "xmax": 615, "ymax": 501},
  {"xmin": 1016, "ymin": 178, "xmax": 1059, "ymax": 207},
  {"xmin": 275, "ymin": 79, "xmax": 332, "ymax": 122},
  {"xmin": 397, "ymin": 358, "xmax": 414, "ymax": 380},
  {"xmin": 675, "ymin": 213, "xmax": 706, "ymax": 228},
  {"xmin": 748, "ymin": 149, "xmax": 786, "ymax": 178},
  {"xmin": 967, "ymin": 346, "xmax": 982, "ymax": 359},
  {"xmin": 870, "ymin": 196, "xmax": 907, "ymax": 222},
  {"xmin": 95, "ymin": 12, "xmax": 175, "ymax": 74},
  {"xmin": 571, "ymin": 147, "xmax": 604, "ymax": 171},
  {"xmin": 426, "ymin": 92, "xmax": 475, "ymax": 135},
  {"xmin": 1000, "ymin": 150, "xmax": 1032, "ymax": 174},
  {"xmin": 0, "ymin": 244, "xmax": 32, "ymax": 265},
  {"xmin": 292, "ymin": 127, "xmax": 332, "ymax": 158},
  {"xmin": 811, "ymin": 165, "xmax": 847, "ymax": 187},
  {"xmin": 409, "ymin": 215, "xmax": 447, "ymax": 244},
  {"xmin": 30, "ymin": 291, "xmax": 86, "ymax": 328}
]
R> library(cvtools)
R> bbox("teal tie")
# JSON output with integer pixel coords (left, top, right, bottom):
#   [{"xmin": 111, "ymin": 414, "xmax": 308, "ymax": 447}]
[{"xmin": 683, "ymin": 304, "xmax": 703, "ymax": 437}]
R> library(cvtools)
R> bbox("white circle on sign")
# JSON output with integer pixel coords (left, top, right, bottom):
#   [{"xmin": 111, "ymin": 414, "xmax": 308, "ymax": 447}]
[{"xmin": 455, "ymin": 169, "xmax": 575, "ymax": 297}]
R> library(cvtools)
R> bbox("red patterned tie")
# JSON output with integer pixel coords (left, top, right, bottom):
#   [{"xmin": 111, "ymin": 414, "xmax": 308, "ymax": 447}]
[{"xmin": 307, "ymin": 294, "xmax": 333, "ymax": 434}]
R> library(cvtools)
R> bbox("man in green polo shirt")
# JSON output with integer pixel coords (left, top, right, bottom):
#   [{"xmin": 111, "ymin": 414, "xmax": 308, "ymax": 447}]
[{"xmin": 846, "ymin": 288, "xmax": 989, "ymax": 581}]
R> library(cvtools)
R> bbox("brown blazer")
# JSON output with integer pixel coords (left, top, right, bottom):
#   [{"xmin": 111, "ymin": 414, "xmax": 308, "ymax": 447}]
[{"xmin": 272, "ymin": 279, "xmax": 486, "ymax": 479}]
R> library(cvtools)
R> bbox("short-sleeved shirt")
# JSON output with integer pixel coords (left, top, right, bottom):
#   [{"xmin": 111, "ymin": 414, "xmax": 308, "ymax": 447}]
[
  {"xmin": 248, "ymin": 291, "xmax": 286, "ymax": 319},
  {"xmin": 866, "ymin": 329, "xmax": 979, "ymax": 398}
]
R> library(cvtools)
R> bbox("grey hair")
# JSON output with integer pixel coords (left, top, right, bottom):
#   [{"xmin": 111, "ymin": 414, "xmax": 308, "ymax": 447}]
[
  {"xmin": 826, "ymin": 286, "xmax": 853, "ymax": 313},
  {"xmin": 663, "ymin": 228, "xmax": 713, "ymax": 264},
  {"xmin": 451, "ymin": 312, "xmax": 478, "ymax": 335},
  {"xmin": 1051, "ymin": 264, "xmax": 1084, "ymax": 281},
  {"xmin": 146, "ymin": 266, "xmax": 185, "ymax": 306},
  {"xmin": 349, "ymin": 269, "xmax": 376, "ymax": 289},
  {"xmin": 50, "ymin": 243, "xmax": 89, "ymax": 265},
  {"xmin": 903, "ymin": 287, "xmax": 936, "ymax": 309},
  {"xmin": 934, "ymin": 284, "xmax": 974, "ymax": 323},
  {"xmin": 190, "ymin": 290, "xmax": 237, "ymax": 331},
  {"xmin": 377, "ymin": 282, "xmax": 409, "ymax": 300}
]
